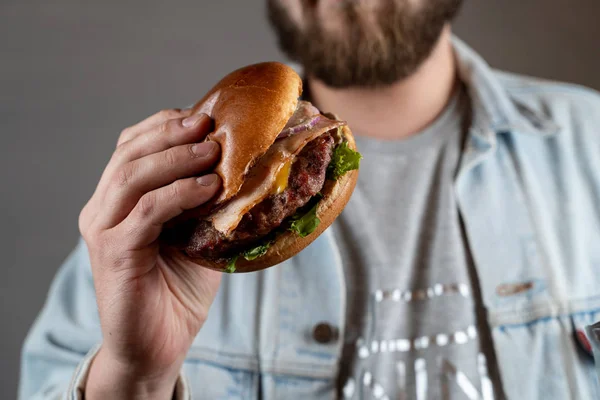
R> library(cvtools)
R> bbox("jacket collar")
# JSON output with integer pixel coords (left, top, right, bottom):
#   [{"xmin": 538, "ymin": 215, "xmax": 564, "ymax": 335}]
[{"xmin": 452, "ymin": 36, "xmax": 560, "ymax": 142}]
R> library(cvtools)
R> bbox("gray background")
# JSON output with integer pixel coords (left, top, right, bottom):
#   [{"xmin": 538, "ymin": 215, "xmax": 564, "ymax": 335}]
[{"xmin": 1, "ymin": 0, "xmax": 599, "ymax": 398}]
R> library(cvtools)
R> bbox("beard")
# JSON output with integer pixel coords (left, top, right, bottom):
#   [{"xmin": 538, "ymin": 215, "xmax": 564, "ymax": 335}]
[{"xmin": 267, "ymin": 0, "xmax": 464, "ymax": 88}]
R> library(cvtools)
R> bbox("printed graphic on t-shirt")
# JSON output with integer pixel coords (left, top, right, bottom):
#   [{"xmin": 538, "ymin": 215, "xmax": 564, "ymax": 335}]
[{"xmin": 341, "ymin": 282, "xmax": 496, "ymax": 400}]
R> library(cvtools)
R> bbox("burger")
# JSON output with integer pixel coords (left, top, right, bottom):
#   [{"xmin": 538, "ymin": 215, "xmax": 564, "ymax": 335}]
[{"xmin": 162, "ymin": 62, "xmax": 361, "ymax": 273}]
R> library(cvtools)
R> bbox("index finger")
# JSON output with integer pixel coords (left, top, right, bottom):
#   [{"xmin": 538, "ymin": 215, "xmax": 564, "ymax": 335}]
[{"xmin": 117, "ymin": 107, "xmax": 194, "ymax": 147}]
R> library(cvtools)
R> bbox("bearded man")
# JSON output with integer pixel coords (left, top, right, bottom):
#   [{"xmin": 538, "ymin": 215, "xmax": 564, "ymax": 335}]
[{"xmin": 19, "ymin": 0, "xmax": 600, "ymax": 399}]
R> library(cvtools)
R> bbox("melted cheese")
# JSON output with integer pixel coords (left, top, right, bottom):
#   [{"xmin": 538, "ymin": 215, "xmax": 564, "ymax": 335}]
[{"xmin": 273, "ymin": 161, "xmax": 291, "ymax": 195}]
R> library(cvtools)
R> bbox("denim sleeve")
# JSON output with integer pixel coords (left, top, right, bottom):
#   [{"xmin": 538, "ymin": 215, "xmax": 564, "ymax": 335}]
[{"xmin": 17, "ymin": 238, "xmax": 190, "ymax": 399}]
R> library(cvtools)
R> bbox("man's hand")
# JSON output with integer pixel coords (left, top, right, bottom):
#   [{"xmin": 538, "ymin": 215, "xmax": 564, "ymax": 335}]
[{"xmin": 79, "ymin": 109, "xmax": 222, "ymax": 400}]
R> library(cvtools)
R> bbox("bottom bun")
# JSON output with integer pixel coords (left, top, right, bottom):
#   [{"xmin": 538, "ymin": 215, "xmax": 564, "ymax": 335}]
[{"xmin": 188, "ymin": 125, "xmax": 359, "ymax": 273}]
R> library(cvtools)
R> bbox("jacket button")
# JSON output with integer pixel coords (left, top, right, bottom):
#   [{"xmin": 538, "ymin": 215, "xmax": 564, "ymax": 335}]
[{"xmin": 313, "ymin": 323, "xmax": 338, "ymax": 344}]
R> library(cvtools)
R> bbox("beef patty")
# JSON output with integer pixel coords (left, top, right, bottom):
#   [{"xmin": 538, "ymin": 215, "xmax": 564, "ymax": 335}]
[{"xmin": 166, "ymin": 131, "xmax": 336, "ymax": 260}]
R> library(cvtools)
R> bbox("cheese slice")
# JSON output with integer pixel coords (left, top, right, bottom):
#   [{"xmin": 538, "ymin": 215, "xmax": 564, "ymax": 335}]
[
  {"xmin": 210, "ymin": 117, "xmax": 344, "ymax": 236},
  {"xmin": 273, "ymin": 160, "xmax": 292, "ymax": 195}
]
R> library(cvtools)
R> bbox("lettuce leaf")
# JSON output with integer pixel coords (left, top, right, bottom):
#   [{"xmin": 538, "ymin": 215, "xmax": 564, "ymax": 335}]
[
  {"xmin": 289, "ymin": 201, "xmax": 321, "ymax": 238},
  {"xmin": 242, "ymin": 241, "xmax": 272, "ymax": 260},
  {"xmin": 327, "ymin": 141, "xmax": 362, "ymax": 180},
  {"xmin": 225, "ymin": 255, "xmax": 238, "ymax": 274},
  {"xmin": 224, "ymin": 240, "xmax": 272, "ymax": 273}
]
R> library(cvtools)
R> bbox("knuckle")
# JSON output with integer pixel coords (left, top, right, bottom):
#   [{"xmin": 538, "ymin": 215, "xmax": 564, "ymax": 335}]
[
  {"xmin": 163, "ymin": 147, "xmax": 179, "ymax": 168},
  {"xmin": 137, "ymin": 193, "xmax": 156, "ymax": 218},
  {"xmin": 78, "ymin": 207, "xmax": 90, "ymax": 237},
  {"xmin": 113, "ymin": 163, "xmax": 135, "ymax": 188},
  {"xmin": 171, "ymin": 179, "xmax": 188, "ymax": 199},
  {"xmin": 118, "ymin": 126, "xmax": 134, "ymax": 143},
  {"xmin": 158, "ymin": 108, "xmax": 180, "ymax": 121},
  {"xmin": 158, "ymin": 119, "xmax": 171, "ymax": 135},
  {"xmin": 78, "ymin": 206, "xmax": 102, "ymax": 246},
  {"xmin": 121, "ymin": 218, "xmax": 141, "ymax": 240},
  {"xmin": 158, "ymin": 116, "xmax": 182, "ymax": 136},
  {"xmin": 112, "ymin": 142, "xmax": 130, "ymax": 162}
]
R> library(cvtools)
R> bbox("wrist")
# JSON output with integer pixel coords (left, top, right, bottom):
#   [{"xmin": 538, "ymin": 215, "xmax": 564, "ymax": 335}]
[{"xmin": 85, "ymin": 346, "xmax": 183, "ymax": 400}]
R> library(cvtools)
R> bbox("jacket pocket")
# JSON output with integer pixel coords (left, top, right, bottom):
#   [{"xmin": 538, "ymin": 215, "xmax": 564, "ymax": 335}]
[{"xmin": 490, "ymin": 304, "xmax": 600, "ymax": 399}]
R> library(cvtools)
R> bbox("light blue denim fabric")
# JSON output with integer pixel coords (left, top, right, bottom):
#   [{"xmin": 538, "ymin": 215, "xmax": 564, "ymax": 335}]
[{"xmin": 18, "ymin": 38, "xmax": 600, "ymax": 399}]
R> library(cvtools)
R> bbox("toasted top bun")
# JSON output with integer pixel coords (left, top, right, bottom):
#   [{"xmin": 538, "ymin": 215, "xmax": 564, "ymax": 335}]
[
  {"xmin": 191, "ymin": 125, "xmax": 359, "ymax": 273},
  {"xmin": 192, "ymin": 62, "xmax": 302, "ymax": 205}
]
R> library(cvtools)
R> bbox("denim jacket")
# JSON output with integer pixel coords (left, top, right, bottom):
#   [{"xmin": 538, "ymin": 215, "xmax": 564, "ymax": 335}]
[{"xmin": 19, "ymin": 38, "xmax": 600, "ymax": 400}]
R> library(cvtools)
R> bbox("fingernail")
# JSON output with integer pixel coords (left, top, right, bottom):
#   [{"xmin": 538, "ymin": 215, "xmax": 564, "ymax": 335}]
[
  {"xmin": 191, "ymin": 141, "xmax": 218, "ymax": 157},
  {"xmin": 182, "ymin": 113, "xmax": 206, "ymax": 128},
  {"xmin": 197, "ymin": 174, "xmax": 218, "ymax": 186}
]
